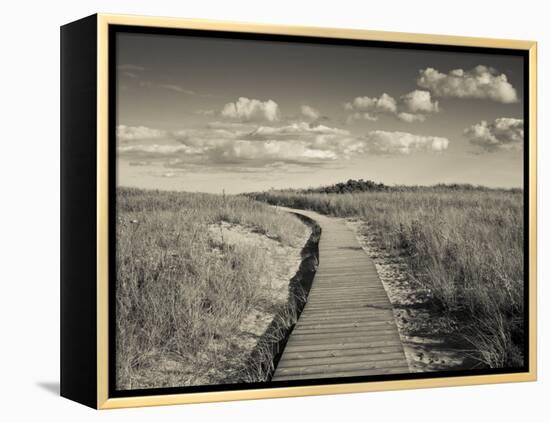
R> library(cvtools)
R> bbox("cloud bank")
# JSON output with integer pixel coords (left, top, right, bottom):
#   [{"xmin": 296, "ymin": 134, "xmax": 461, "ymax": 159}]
[
  {"xmin": 117, "ymin": 125, "xmax": 166, "ymax": 142},
  {"xmin": 464, "ymin": 117, "xmax": 523, "ymax": 151},
  {"xmin": 117, "ymin": 119, "xmax": 449, "ymax": 173},
  {"xmin": 417, "ymin": 65, "xmax": 518, "ymax": 103},
  {"xmin": 365, "ymin": 131, "xmax": 449, "ymax": 154}
]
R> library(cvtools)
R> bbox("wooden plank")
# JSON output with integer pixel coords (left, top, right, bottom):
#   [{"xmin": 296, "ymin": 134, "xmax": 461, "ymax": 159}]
[
  {"xmin": 305, "ymin": 298, "xmax": 390, "ymax": 304},
  {"xmin": 308, "ymin": 285, "xmax": 390, "ymax": 292},
  {"xmin": 304, "ymin": 299, "xmax": 392, "ymax": 307},
  {"xmin": 308, "ymin": 281, "xmax": 382, "ymax": 287},
  {"xmin": 304, "ymin": 296, "xmax": 390, "ymax": 302},
  {"xmin": 281, "ymin": 330, "xmax": 400, "ymax": 343},
  {"xmin": 272, "ymin": 367, "xmax": 410, "ymax": 381},
  {"xmin": 280, "ymin": 345, "xmax": 404, "ymax": 360},
  {"xmin": 306, "ymin": 290, "xmax": 388, "ymax": 297},
  {"xmin": 296, "ymin": 318, "xmax": 395, "ymax": 327},
  {"xmin": 292, "ymin": 321, "xmax": 396, "ymax": 333},
  {"xmin": 303, "ymin": 299, "xmax": 390, "ymax": 306},
  {"xmin": 289, "ymin": 328, "xmax": 400, "ymax": 339},
  {"xmin": 315, "ymin": 270, "xmax": 378, "ymax": 276},
  {"xmin": 295, "ymin": 319, "xmax": 395, "ymax": 328},
  {"xmin": 275, "ymin": 359, "xmax": 410, "ymax": 376},
  {"xmin": 305, "ymin": 293, "xmax": 390, "ymax": 301},
  {"xmin": 317, "ymin": 267, "xmax": 375, "ymax": 270},
  {"xmin": 302, "ymin": 299, "xmax": 392, "ymax": 307},
  {"xmin": 283, "ymin": 333, "xmax": 401, "ymax": 347},
  {"xmin": 298, "ymin": 307, "xmax": 394, "ymax": 315},
  {"xmin": 311, "ymin": 281, "xmax": 381, "ymax": 287},
  {"xmin": 282, "ymin": 339, "xmax": 402, "ymax": 353},
  {"xmin": 304, "ymin": 295, "xmax": 391, "ymax": 303},
  {"xmin": 297, "ymin": 310, "xmax": 395, "ymax": 321},
  {"xmin": 301, "ymin": 303, "xmax": 392, "ymax": 312},
  {"xmin": 306, "ymin": 292, "xmax": 384, "ymax": 298},
  {"xmin": 277, "ymin": 351, "xmax": 407, "ymax": 368}
]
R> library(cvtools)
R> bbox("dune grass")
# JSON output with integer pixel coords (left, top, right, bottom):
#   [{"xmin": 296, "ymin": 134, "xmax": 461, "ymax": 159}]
[
  {"xmin": 251, "ymin": 187, "xmax": 525, "ymax": 368},
  {"xmin": 116, "ymin": 187, "xmax": 308, "ymax": 389}
]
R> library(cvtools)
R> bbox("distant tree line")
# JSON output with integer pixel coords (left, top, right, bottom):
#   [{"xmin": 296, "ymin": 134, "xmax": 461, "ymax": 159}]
[
  {"xmin": 301, "ymin": 179, "xmax": 389, "ymax": 194},
  {"xmin": 244, "ymin": 180, "xmax": 522, "ymax": 198}
]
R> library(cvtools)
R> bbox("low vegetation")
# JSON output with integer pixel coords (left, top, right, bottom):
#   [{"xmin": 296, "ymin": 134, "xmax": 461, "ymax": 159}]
[
  {"xmin": 250, "ymin": 184, "xmax": 525, "ymax": 368},
  {"xmin": 296, "ymin": 178, "xmax": 521, "ymax": 195},
  {"xmin": 116, "ymin": 187, "xmax": 309, "ymax": 389}
]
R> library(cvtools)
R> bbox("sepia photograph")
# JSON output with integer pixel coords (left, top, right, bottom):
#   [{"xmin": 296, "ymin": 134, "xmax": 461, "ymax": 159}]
[{"xmin": 113, "ymin": 28, "xmax": 527, "ymax": 392}]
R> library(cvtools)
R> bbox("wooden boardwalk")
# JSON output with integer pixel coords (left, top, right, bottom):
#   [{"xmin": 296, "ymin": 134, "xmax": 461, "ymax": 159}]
[{"xmin": 272, "ymin": 208, "xmax": 409, "ymax": 381}]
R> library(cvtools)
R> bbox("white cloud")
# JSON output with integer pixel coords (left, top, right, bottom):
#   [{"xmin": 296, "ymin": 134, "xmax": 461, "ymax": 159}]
[
  {"xmin": 301, "ymin": 105, "xmax": 320, "ymax": 120},
  {"xmin": 118, "ymin": 143, "xmax": 205, "ymax": 156},
  {"xmin": 345, "ymin": 93, "xmax": 397, "ymax": 115},
  {"xmin": 156, "ymin": 84, "xmax": 195, "ymax": 95},
  {"xmin": 212, "ymin": 140, "xmax": 338, "ymax": 163},
  {"xmin": 244, "ymin": 122, "xmax": 350, "ymax": 141},
  {"xmin": 346, "ymin": 112, "xmax": 379, "ymax": 124},
  {"xmin": 207, "ymin": 121, "xmax": 255, "ymax": 130},
  {"xmin": 221, "ymin": 97, "xmax": 280, "ymax": 122},
  {"xmin": 138, "ymin": 81, "xmax": 195, "ymax": 95},
  {"xmin": 400, "ymin": 90, "xmax": 439, "ymax": 113},
  {"xmin": 464, "ymin": 117, "xmax": 523, "ymax": 151},
  {"xmin": 417, "ymin": 65, "xmax": 518, "ymax": 103},
  {"xmin": 345, "ymin": 91, "xmax": 439, "ymax": 123},
  {"xmin": 365, "ymin": 130, "xmax": 449, "ymax": 154},
  {"xmin": 397, "ymin": 112, "xmax": 426, "ymax": 123},
  {"xmin": 117, "ymin": 125, "xmax": 166, "ymax": 142}
]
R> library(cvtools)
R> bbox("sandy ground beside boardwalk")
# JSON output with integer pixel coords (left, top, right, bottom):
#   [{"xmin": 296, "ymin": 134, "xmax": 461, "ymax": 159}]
[
  {"xmin": 207, "ymin": 220, "xmax": 310, "ymax": 377},
  {"xmin": 346, "ymin": 219, "xmax": 471, "ymax": 373}
]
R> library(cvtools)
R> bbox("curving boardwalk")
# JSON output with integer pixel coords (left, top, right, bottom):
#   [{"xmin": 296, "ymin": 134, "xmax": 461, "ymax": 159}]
[{"xmin": 272, "ymin": 207, "xmax": 409, "ymax": 381}]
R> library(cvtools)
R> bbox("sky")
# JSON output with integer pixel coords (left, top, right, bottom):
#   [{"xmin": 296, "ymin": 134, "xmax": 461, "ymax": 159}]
[{"xmin": 115, "ymin": 31, "xmax": 525, "ymax": 194}]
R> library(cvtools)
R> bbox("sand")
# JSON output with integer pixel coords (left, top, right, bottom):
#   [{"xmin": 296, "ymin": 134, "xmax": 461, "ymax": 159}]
[
  {"xmin": 346, "ymin": 218, "xmax": 471, "ymax": 372},
  {"xmin": 208, "ymin": 221, "xmax": 310, "ymax": 369}
]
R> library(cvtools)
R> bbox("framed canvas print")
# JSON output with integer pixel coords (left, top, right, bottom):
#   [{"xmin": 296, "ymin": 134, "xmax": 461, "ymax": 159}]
[{"xmin": 60, "ymin": 13, "xmax": 537, "ymax": 409}]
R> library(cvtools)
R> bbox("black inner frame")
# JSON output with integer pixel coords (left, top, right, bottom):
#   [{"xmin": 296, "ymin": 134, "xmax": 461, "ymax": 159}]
[{"xmin": 108, "ymin": 24, "xmax": 531, "ymax": 398}]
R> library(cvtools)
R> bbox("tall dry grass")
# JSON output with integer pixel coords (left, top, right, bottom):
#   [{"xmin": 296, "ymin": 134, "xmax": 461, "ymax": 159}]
[
  {"xmin": 251, "ymin": 188, "xmax": 525, "ymax": 368},
  {"xmin": 116, "ymin": 187, "xmax": 308, "ymax": 389}
]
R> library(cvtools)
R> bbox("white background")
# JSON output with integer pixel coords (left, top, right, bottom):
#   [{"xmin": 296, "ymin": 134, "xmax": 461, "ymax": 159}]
[{"xmin": 1, "ymin": 0, "xmax": 546, "ymax": 421}]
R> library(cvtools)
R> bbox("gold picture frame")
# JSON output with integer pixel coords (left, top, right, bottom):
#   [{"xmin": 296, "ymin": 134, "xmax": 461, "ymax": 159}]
[{"xmin": 61, "ymin": 13, "xmax": 537, "ymax": 409}]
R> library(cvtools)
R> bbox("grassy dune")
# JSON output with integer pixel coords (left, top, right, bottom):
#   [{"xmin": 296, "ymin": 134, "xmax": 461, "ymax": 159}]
[
  {"xmin": 251, "ymin": 187, "xmax": 525, "ymax": 368},
  {"xmin": 116, "ymin": 187, "xmax": 308, "ymax": 389}
]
